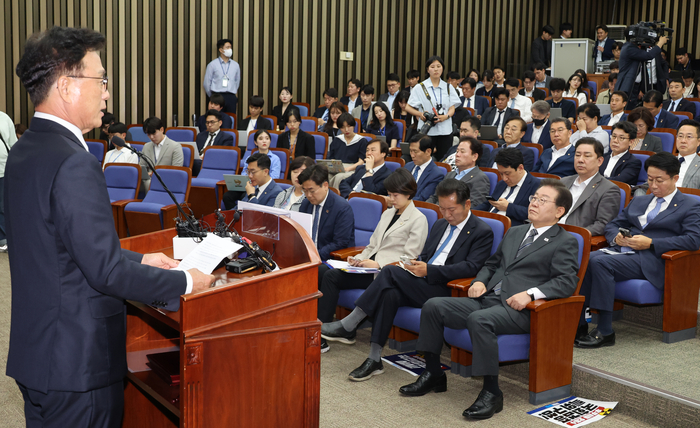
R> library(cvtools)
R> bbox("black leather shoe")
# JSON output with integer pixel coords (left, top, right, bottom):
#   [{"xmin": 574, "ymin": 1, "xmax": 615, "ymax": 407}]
[
  {"xmin": 462, "ymin": 389, "xmax": 503, "ymax": 420},
  {"xmin": 575, "ymin": 324, "xmax": 589, "ymax": 341},
  {"xmin": 574, "ymin": 328, "xmax": 615, "ymax": 348},
  {"xmin": 399, "ymin": 370, "xmax": 447, "ymax": 396},
  {"xmin": 321, "ymin": 321, "xmax": 356, "ymax": 344},
  {"xmin": 348, "ymin": 358, "xmax": 384, "ymax": 381}
]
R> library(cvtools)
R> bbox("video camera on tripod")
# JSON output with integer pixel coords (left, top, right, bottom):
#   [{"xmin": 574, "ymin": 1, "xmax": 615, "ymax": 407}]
[{"xmin": 626, "ymin": 21, "xmax": 673, "ymax": 48}]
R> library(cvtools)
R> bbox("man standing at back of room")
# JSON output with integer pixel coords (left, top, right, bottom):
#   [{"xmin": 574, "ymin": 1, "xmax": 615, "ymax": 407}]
[{"xmin": 203, "ymin": 38, "xmax": 241, "ymax": 115}]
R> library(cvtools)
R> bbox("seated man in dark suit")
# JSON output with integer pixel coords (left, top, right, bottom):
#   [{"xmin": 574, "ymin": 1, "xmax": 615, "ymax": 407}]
[
  {"xmin": 299, "ymin": 164, "xmax": 355, "ymax": 260},
  {"xmin": 222, "ymin": 153, "xmax": 282, "ymax": 209},
  {"xmin": 598, "ymin": 91, "xmax": 629, "ymax": 126},
  {"xmin": 533, "ymin": 62, "xmax": 552, "ymax": 89},
  {"xmin": 428, "ymin": 137, "xmax": 490, "ymax": 207},
  {"xmin": 399, "ymin": 179, "xmax": 578, "ymax": 421},
  {"xmin": 403, "ymin": 134, "xmax": 444, "ymax": 201},
  {"xmin": 519, "ymin": 70, "xmax": 546, "ymax": 101},
  {"xmin": 560, "ymin": 138, "xmax": 620, "ymax": 236},
  {"xmin": 459, "ymin": 78, "xmax": 489, "ymax": 117},
  {"xmin": 523, "ymin": 100, "xmax": 552, "ymax": 150},
  {"xmin": 546, "ymin": 78, "xmax": 576, "ymax": 122},
  {"xmin": 313, "ymin": 88, "xmax": 340, "ymax": 129},
  {"xmin": 322, "ymin": 179, "xmax": 493, "ymax": 382},
  {"xmin": 196, "ymin": 93, "xmax": 233, "ymax": 132},
  {"xmin": 193, "ymin": 109, "xmax": 235, "ymax": 175},
  {"xmin": 480, "ymin": 88, "xmax": 520, "ymax": 141},
  {"xmin": 339, "ymin": 139, "xmax": 391, "ymax": 198},
  {"xmin": 441, "ymin": 116, "xmax": 481, "ymax": 168},
  {"xmin": 576, "ymin": 153, "xmax": 700, "ymax": 348},
  {"xmin": 642, "ymin": 90, "xmax": 679, "ymax": 130},
  {"xmin": 378, "ymin": 73, "xmax": 401, "ymax": 110},
  {"xmin": 600, "ymin": 121, "xmax": 642, "ymax": 185},
  {"xmin": 663, "ymin": 78, "xmax": 697, "ymax": 117},
  {"xmin": 486, "ymin": 117, "xmax": 534, "ymax": 171},
  {"xmin": 533, "ymin": 117, "xmax": 576, "ymax": 177},
  {"xmin": 474, "ymin": 148, "xmax": 540, "ymax": 226},
  {"xmin": 238, "ymin": 95, "xmax": 273, "ymax": 131}
]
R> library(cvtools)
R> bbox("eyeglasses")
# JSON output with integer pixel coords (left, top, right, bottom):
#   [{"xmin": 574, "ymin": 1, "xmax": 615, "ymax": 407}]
[
  {"xmin": 67, "ymin": 75, "xmax": 108, "ymax": 91},
  {"xmin": 459, "ymin": 128, "xmax": 471, "ymax": 133},
  {"xmin": 528, "ymin": 195, "xmax": 555, "ymax": 205},
  {"xmin": 302, "ymin": 186, "xmax": 323, "ymax": 196},
  {"xmin": 205, "ymin": 120, "xmax": 220, "ymax": 125},
  {"xmin": 247, "ymin": 168, "xmax": 262, "ymax": 176},
  {"xmin": 610, "ymin": 134, "xmax": 629, "ymax": 141}
]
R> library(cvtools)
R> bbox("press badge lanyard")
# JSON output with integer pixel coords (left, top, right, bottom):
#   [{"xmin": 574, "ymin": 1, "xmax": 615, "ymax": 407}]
[
  {"xmin": 220, "ymin": 58, "xmax": 231, "ymax": 86},
  {"xmin": 420, "ymin": 82, "xmax": 450, "ymax": 115}
]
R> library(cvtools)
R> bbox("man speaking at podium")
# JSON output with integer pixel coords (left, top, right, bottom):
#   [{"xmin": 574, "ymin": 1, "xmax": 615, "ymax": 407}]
[{"xmin": 5, "ymin": 27, "xmax": 214, "ymax": 428}]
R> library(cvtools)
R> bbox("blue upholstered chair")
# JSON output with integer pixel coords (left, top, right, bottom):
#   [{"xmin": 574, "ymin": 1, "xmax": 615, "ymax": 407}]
[
  {"xmin": 104, "ymin": 163, "xmax": 142, "ymax": 238},
  {"xmin": 86, "ymin": 139, "xmax": 107, "ymax": 165},
  {"xmin": 480, "ymin": 167, "xmax": 501, "ymax": 195},
  {"xmin": 252, "ymin": 148, "xmax": 290, "ymax": 179},
  {"xmin": 127, "ymin": 125, "xmax": 151, "ymax": 143},
  {"xmin": 300, "ymin": 118, "xmax": 317, "ymax": 133},
  {"xmin": 308, "ymin": 131, "xmax": 328, "ymax": 160},
  {"xmin": 648, "ymin": 131, "xmax": 675, "ymax": 153},
  {"xmin": 165, "ymin": 127, "xmax": 197, "ymax": 142},
  {"xmin": 293, "ymin": 102, "xmax": 310, "ymax": 117},
  {"xmin": 188, "ymin": 147, "xmax": 240, "ymax": 219}
]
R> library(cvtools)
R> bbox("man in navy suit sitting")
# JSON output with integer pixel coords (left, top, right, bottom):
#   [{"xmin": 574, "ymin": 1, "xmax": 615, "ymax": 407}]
[
  {"xmin": 222, "ymin": 152, "xmax": 282, "ymax": 209},
  {"xmin": 598, "ymin": 91, "xmax": 629, "ymax": 126},
  {"xmin": 599, "ymin": 121, "xmax": 642, "ymax": 185},
  {"xmin": 459, "ymin": 78, "xmax": 489, "ymax": 117},
  {"xmin": 643, "ymin": 90, "xmax": 679, "ymax": 130},
  {"xmin": 196, "ymin": 93, "xmax": 233, "ymax": 132},
  {"xmin": 533, "ymin": 117, "xmax": 576, "ymax": 177},
  {"xmin": 340, "ymin": 139, "xmax": 391, "ymax": 198},
  {"xmin": 193, "ymin": 109, "xmax": 234, "ymax": 175},
  {"xmin": 403, "ymin": 134, "xmax": 445, "ymax": 201},
  {"xmin": 522, "ymin": 100, "xmax": 552, "ymax": 150},
  {"xmin": 299, "ymin": 164, "xmax": 355, "ymax": 260},
  {"xmin": 576, "ymin": 153, "xmax": 700, "ymax": 348},
  {"xmin": 486, "ymin": 117, "xmax": 535, "ymax": 171},
  {"xmin": 474, "ymin": 148, "xmax": 540, "ymax": 226}
]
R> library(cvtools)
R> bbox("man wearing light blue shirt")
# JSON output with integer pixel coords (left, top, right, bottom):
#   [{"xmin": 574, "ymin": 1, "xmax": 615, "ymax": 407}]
[{"xmin": 203, "ymin": 38, "xmax": 241, "ymax": 115}]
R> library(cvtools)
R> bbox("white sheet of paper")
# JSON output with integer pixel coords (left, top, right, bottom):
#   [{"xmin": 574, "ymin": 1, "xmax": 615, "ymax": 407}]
[
  {"xmin": 174, "ymin": 234, "xmax": 242, "ymax": 274},
  {"xmin": 325, "ymin": 259, "xmax": 351, "ymax": 269},
  {"xmin": 237, "ymin": 201, "xmax": 313, "ymax": 238}
]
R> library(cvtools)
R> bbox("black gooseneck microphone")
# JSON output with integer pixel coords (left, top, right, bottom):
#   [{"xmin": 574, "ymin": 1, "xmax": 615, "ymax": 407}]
[{"xmin": 214, "ymin": 209, "xmax": 277, "ymax": 272}]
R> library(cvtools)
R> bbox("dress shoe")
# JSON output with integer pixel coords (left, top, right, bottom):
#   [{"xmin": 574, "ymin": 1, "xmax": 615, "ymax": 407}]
[
  {"xmin": 575, "ymin": 324, "xmax": 589, "ymax": 341},
  {"xmin": 348, "ymin": 358, "xmax": 384, "ymax": 381},
  {"xmin": 321, "ymin": 321, "xmax": 356, "ymax": 344},
  {"xmin": 462, "ymin": 389, "xmax": 503, "ymax": 420},
  {"xmin": 399, "ymin": 370, "xmax": 447, "ymax": 396},
  {"xmin": 574, "ymin": 328, "xmax": 615, "ymax": 348}
]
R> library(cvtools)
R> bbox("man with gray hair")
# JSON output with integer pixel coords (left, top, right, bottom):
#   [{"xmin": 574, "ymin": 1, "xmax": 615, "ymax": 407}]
[
  {"xmin": 532, "ymin": 118, "xmax": 577, "ymax": 177},
  {"xmin": 523, "ymin": 100, "xmax": 552, "ymax": 150}
]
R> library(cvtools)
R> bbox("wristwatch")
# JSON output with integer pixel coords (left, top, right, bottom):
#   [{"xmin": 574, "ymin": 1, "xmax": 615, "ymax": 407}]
[{"xmin": 526, "ymin": 290, "xmax": 536, "ymax": 301}]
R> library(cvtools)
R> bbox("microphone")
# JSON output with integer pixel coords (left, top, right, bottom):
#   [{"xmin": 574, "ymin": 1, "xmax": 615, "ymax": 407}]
[
  {"xmin": 113, "ymin": 136, "xmax": 206, "ymax": 239},
  {"xmin": 215, "ymin": 209, "xmax": 277, "ymax": 272}
]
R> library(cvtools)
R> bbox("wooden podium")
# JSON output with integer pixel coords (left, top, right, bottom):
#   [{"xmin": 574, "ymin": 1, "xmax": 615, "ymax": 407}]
[{"xmin": 120, "ymin": 210, "xmax": 322, "ymax": 428}]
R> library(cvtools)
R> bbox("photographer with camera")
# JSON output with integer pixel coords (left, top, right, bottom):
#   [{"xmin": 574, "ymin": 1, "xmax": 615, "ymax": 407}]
[
  {"xmin": 406, "ymin": 56, "xmax": 462, "ymax": 160},
  {"xmin": 617, "ymin": 22, "xmax": 670, "ymax": 109}
]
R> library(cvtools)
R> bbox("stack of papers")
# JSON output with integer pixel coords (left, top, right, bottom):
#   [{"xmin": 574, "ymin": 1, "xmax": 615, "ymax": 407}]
[{"xmin": 325, "ymin": 259, "xmax": 380, "ymax": 274}]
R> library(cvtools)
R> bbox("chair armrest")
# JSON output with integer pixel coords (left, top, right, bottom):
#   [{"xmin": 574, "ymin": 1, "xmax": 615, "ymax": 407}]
[
  {"xmin": 662, "ymin": 249, "xmax": 700, "ymax": 261},
  {"xmin": 329, "ymin": 246, "xmax": 366, "ymax": 260},
  {"xmin": 590, "ymin": 235, "xmax": 608, "ymax": 251},
  {"xmin": 447, "ymin": 277, "xmax": 476, "ymax": 291},
  {"xmin": 526, "ymin": 295, "xmax": 585, "ymax": 312},
  {"xmin": 111, "ymin": 199, "xmax": 141, "ymax": 208}
]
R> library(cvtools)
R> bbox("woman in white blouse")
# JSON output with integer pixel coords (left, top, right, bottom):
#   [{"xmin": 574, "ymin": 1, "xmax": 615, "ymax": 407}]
[
  {"xmin": 273, "ymin": 156, "xmax": 315, "ymax": 211},
  {"xmin": 563, "ymin": 73, "xmax": 588, "ymax": 107}
]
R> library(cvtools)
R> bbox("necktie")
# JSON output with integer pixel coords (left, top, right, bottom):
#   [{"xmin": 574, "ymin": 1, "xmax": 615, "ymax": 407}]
[
  {"xmin": 645, "ymin": 197, "xmax": 665, "ymax": 225},
  {"xmin": 679, "ymin": 157, "xmax": 685, "ymax": 165},
  {"xmin": 312, "ymin": 205, "xmax": 320, "ymax": 243},
  {"xmin": 467, "ymin": 99, "xmax": 471, "ymax": 108},
  {"xmin": 494, "ymin": 229, "xmax": 538, "ymax": 295},
  {"xmin": 427, "ymin": 225, "xmax": 457, "ymax": 265},
  {"xmin": 322, "ymin": 109, "xmax": 329, "ymax": 122},
  {"xmin": 202, "ymin": 133, "xmax": 215, "ymax": 154},
  {"xmin": 412, "ymin": 165, "xmax": 420, "ymax": 181},
  {"xmin": 494, "ymin": 111, "xmax": 504, "ymax": 133},
  {"xmin": 490, "ymin": 185, "xmax": 517, "ymax": 212},
  {"xmin": 510, "ymin": 99, "xmax": 516, "ymax": 109}
]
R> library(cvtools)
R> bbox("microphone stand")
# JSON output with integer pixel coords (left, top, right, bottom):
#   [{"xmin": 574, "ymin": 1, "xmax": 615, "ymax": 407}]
[{"xmin": 214, "ymin": 209, "xmax": 277, "ymax": 272}]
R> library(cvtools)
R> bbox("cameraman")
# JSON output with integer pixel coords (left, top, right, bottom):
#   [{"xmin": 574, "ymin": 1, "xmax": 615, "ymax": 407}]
[
  {"xmin": 617, "ymin": 31, "xmax": 668, "ymax": 109},
  {"xmin": 406, "ymin": 56, "xmax": 461, "ymax": 160}
]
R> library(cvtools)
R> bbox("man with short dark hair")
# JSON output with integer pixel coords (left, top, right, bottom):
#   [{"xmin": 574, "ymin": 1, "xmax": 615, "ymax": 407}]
[
  {"xmin": 674, "ymin": 119, "xmax": 700, "ymax": 189},
  {"xmin": 663, "ymin": 79, "xmax": 697, "ymax": 116},
  {"xmin": 406, "ymin": 69, "xmax": 420, "ymax": 92},
  {"xmin": 533, "ymin": 63, "xmax": 552, "ymax": 89},
  {"xmin": 486, "ymin": 116, "xmax": 533, "ymax": 171},
  {"xmin": 616, "ymin": 34, "xmax": 668, "ymax": 108},
  {"xmin": 643, "ymin": 90, "xmax": 679, "ymax": 129},
  {"xmin": 519, "ymin": 71, "xmax": 546, "ymax": 101},
  {"xmin": 460, "ymin": 78, "xmax": 489, "ymax": 116},
  {"xmin": 441, "ymin": 117, "xmax": 481, "ymax": 168},
  {"xmin": 141, "ymin": 116, "xmax": 184, "ymax": 190},
  {"xmin": 675, "ymin": 47, "xmax": 694, "ymax": 72},
  {"xmin": 446, "ymin": 71, "xmax": 462, "ymax": 89},
  {"xmin": 560, "ymin": 22, "xmax": 573, "ymax": 39},
  {"xmin": 428, "ymin": 137, "xmax": 490, "ymax": 206},
  {"xmin": 504, "ymin": 78, "xmax": 533, "ymax": 122},
  {"xmin": 103, "ymin": 122, "xmax": 138, "ymax": 169},
  {"xmin": 341, "ymin": 78, "xmax": 363, "ymax": 111},
  {"xmin": 403, "ymin": 134, "xmax": 444, "ymax": 201},
  {"xmin": 339, "ymin": 139, "xmax": 391, "ymax": 198},
  {"xmin": 193, "ymin": 109, "xmax": 235, "ymax": 175},
  {"xmin": 203, "ymin": 38, "xmax": 241, "ymax": 114},
  {"xmin": 196, "ymin": 93, "xmax": 233, "ymax": 132},
  {"xmin": 546, "ymin": 78, "xmax": 576, "ymax": 121},
  {"xmin": 352, "ymin": 85, "xmax": 375, "ymax": 131},
  {"xmin": 378, "ymin": 73, "xmax": 402, "ymax": 109},
  {"xmin": 576, "ymin": 153, "xmax": 700, "ymax": 348},
  {"xmin": 480, "ymin": 88, "xmax": 521, "ymax": 140},
  {"xmin": 530, "ymin": 25, "xmax": 555, "ymax": 68},
  {"xmin": 596, "ymin": 73, "xmax": 618, "ymax": 105},
  {"xmin": 600, "ymin": 121, "xmax": 642, "ymax": 185},
  {"xmin": 571, "ymin": 103, "xmax": 610, "ymax": 152},
  {"xmin": 593, "ymin": 25, "xmax": 615, "ymax": 64},
  {"xmin": 533, "ymin": 117, "xmax": 576, "ymax": 177},
  {"xmin": 322, "ymin": 179, "xmax": 493, "ymax": 383},
  {"xmin": 560, "ymin": 138, "xmax": 620, "ymax": 236},
  {"xmin": 235, "ymin": 152, "xmax": 282, "ymax": 207},
  {"xmin": 523, "ymin": 101, "xmax": 552, "ymax": 149},
  {"xmin": 492, "ymin": 66, "xmax": 506, "ymax": 88},
  {"xmin": 400, "ymin": 179, "xmax": 578, "ymax": 421},
  {"xmin": 598, "ymin": 91, "xmax": 629, "ymax": 126},
  {"xmin": 239, "ymin": 95, "xmax": 273, "ymax": 131},
  {"xmin": 313, "ymin": 88, "xmax": 340, "ymax": 126}
]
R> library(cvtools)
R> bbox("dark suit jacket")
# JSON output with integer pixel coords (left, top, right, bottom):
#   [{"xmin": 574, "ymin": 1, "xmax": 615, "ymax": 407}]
[
  {"xmin": 420, "ymin": 216, "xmax": 494, "ymax": 286},
  {"xmin": 561, "ymin": 173, "xmax": 620, "ymax": 236},
  {"xmin": 4, "ymin": 118, "xmax": 186, "ymax": 393},
  {"xmin": 546, "ymin": 99, "xmax": 577, "ymax": 120},
  {"xmin": 300, "ymin": 191, "xmax": 355, "ymax": 260},
  {"xmin": 523, "ymin": 121, "xmax": 553, "ymax": 150},
  {"xmin": 276, "ymin": 130, "xmax": 316, "ymax": 159},
  {"xmin": 617, "ymin": 43, "xmax": 662, "ymax": 95},
  {"xmin": 656, "ymin": 109, "xmax": 679, "ymax": 130},
  {"xmin": 600, "ymin": 151, "xmax": 642, "ymax": 185},
  {"xmin": 238, "ymin": 116, "xmax": 273, "ymax": 131},
  {"xmin": 242, "ymin": 179, "xmax": 283, "ymax": 207},
  {"xmin": 473, "ymin": 224, "xmax": 579, "ymax": 328},
  {"xmin": 519, "ymin": 88, "xmax": 546, "ymax": 101},
  {"xmin": 604, "ymin": 191, "xmax": 700, "ymax": 288},
  {"xmin": 488, "ymin": 142, "xmax": 535, "ymax": 172},
  {"xmin": 663, "ymin": 98, "xmax": 697, "ymax": 117},
  {"xmin": 480, "ymin": 107, "xmax": 520, "ymax": 134},
  {"xmin": 598, "ymin": 113, "xmax": 628, "ymax": 126},
  {"xmin": 593, "ymin": 38, "xmax": 615, "ymax": 61},
  {"xmin": 403, "ymin": 160, "xmax": 445, "ymax": 201},
  {"xmin": 195, "ymin": 130, "xmax": 234, "ymax": 153},
  {"xmin": 530, "ymin": 36, "xmax": 552, "ymax": 67},
  {"xmin": 313, "ymin": 106, "xmax": 328, "ymax": 119},
  {"xmin": 339, "ymin": 163, "xmax": 392, "ymax": 198},
  {"xmin": 197, "ymin": 113, "xmax": 233, "ymax": 133},
  {"xmin": 271, "ymin": 104, "xmax": 300, "ymax": 130},
  {"xmin": 474, "ymin": 172, "xmax": 539, "ymax": 226},
  {"xmin": 459, "ymin": 95, "xmax": 490, "ymax": 116},
  {"xmin": 475, "ymin": 86, "xmax": 496, "ymax": 100},
  {"xmin": 533, "ymin": 144, "xmax": 576, "ymax": 177}
]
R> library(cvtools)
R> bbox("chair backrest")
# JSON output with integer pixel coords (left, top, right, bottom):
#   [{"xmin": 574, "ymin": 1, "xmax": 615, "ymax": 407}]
[
  {"xmin": 673, "ymin": 111, "xmax": 694, "ymax": 121},
  {"xmin": 347, "ymin": 193, "xmax": 387, "ymax": 246},
  {"xmin": 329, "ymin": 187, "xmax": 340, "ymax": 195},
  {"xmin": 292, "ymin": 102, "xmax": 310, "ymax": 117},
  {"xmin": 261, "ymin": 115, "xmax": 278, "ymax": 130},
  {"xmin": 225, "ymin": 113, "xmax": 237, "ymax": 130},
  {"xmin": 563, "ymin": 97, "xmax": 579, "ymax": 110},
  {"xmin": 144, "ymin": 166, "xmax": 191, "ymax": 206},
  {"xmin": 165, "ymin": 127, "xmax": 196, "ymax": 142},
  {"xmin": 472, "ymin": 211, "xmax": 511, "ymax": 256},
  {"xmin": 559, "ymin": 224, "xmax": 592, "ymax": 294},
  {"xmin": 385, "ymin": 158, "xmax": 405, "ymax": 172},
  {"xmin": 199, "ymin": 147, "xmax": 241, "ymax": 179},
  {"xmin": 610, "ymin": 180, "xmax": 632, "ymax": 213},
  {"xmin": 483, "ymin": 171, "xmax": 498, "ymax": 194},
  {"xmin": 308, "ymin": 131, "xmax": 329, "ymax": 159},
  {"xmin": 85, "ymin": 139, "xmax": 107, "ymax": 164},
  {"xmin": 300, "ymin": 117, "xmax": 317, "ymax": 133},
  {"xmin": 127, "ymin": 125, "xmax": 151, "ymax": 142},
  {"xmin": 588, "ymin": 81, "xmax": 597, "ymax": 97},
  {"xmin": 520, "ymin": 142, "xmax": 543, "ymax": 167},
  {"xmin": 531, "ymin": 171, "xmax": 561, "ymax": 180},
  {"xmin": 104, "ymin": 163, "xmax": 141, "ymax": 201},
  {"xmin": 478, "ymin": 95, "xmax": 492, "ymax": 107},
  {"xmin": 393, "ymin": 119, "xmax": 406, "ymax": 141},
  {"xmin": 355, "ymin": 119, "xmax": 361, "ymax": 133},
  {"xmin": 220, "ymin": 129, "xmax": 238, "ymax": 146},
  {"xmin": 649, "ymin": 131, "xmax": 675, "ymax": 153},
  {"xmin": 630, "ymin": 152, "xmax": 651, "ymax": 184},
  {"xmin": 689, "ymin": 101, "xmax": 700, "ymax": 118},
  {"xmin": 252, "ymin": 148, "xmax": 291, "ymax": 179},
  {"xmin": 274, "ymin": 179, "xmax": 293, "ymax": 191},
  {"xmin": 435, "ymin": 162, "xmax": 450, "ymax": 177},
  {"xmin": 181, "ymin": 145, "xmax": 193, "ymax": 168},
  {"xmin": 127, "ymin": 142, "xmax": 144, "ymax": 152},
  {"xmin": 413, "ymin": 200, "xmax": 442, "ymax": 237},
  {"xmin": 480, "ymin": 140, "xmax": 498, "ymax": 150}
]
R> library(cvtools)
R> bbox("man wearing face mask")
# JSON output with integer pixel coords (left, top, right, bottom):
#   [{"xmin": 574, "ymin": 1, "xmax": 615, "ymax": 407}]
[{"xmin": 203, "ymin": 38, "xmax": 241, "ymax": 115}]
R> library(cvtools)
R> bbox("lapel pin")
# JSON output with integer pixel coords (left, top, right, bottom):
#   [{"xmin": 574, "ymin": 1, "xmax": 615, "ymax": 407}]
[
  {"xmin": 674, "ymin": 204, "xmax": 677, "ymax": 207},
  {"xmin": 544, "ymin": 237, "xmax": 549, "ymax": 242},
  {"xmin": 326, "ymin": 209, "xmax": 329, "ymax": 213},
  {"xmin": 467, "ymin": 231, "xmax": 470, "ymax": 234}
]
